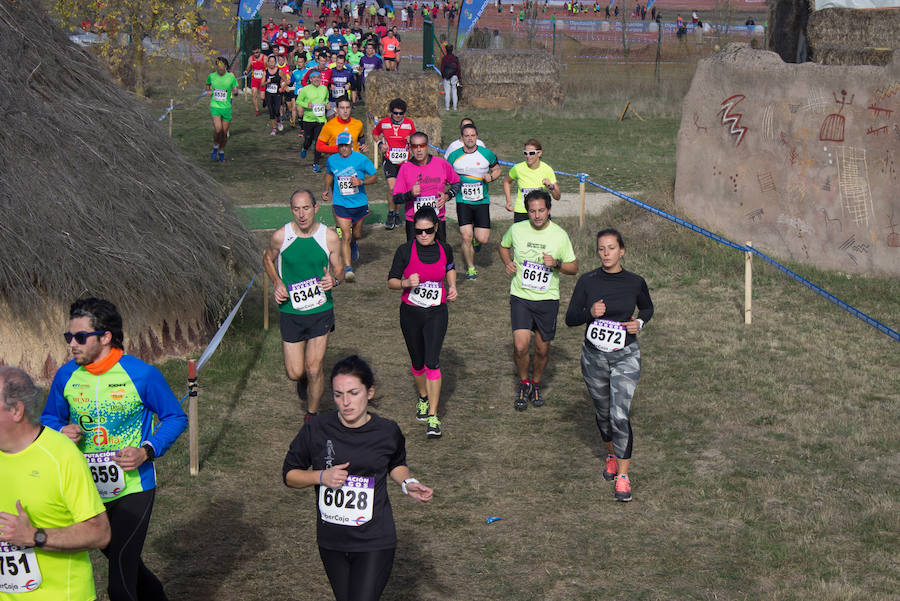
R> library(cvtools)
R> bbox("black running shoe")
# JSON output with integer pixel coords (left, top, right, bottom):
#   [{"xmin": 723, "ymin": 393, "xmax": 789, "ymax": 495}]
[
  {"xmin": 530, "ymin": 383, "xmax": 545, "ymax": 407},
  {"xmin": 514, "ymin": 381, "xmax": 531, "ymax": 411}
]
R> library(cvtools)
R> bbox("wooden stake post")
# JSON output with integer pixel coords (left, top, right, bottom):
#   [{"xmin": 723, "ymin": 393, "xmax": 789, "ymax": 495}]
[
  {"xmin": 187, "ymin": 360, "xmax": 199, "ymax": 475},
  {"xmin": 578, "ymin": 173, "xmax": 587, "ymax": 228},
  {"xmin": 263, "ymin": 275, "xmax": 269, "ymax": 331},
  {"xmin": 744, "ymin": 241, "xmax": 753, "ymax": 325},
  {"xmin": 168, "ymin": 99, "xmax": 174, "ymax": 136}
]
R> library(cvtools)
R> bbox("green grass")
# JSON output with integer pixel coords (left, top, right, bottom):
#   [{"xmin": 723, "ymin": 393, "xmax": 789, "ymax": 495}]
[{"xmin": 85, "ymin": 25, "xmax": 900, "ymax": 601}]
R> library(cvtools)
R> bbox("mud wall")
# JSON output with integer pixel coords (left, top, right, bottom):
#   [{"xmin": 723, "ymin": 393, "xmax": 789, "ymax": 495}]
[{"xmin": 675, "ymin": 45, "xmax": 900, "ymax": 276}]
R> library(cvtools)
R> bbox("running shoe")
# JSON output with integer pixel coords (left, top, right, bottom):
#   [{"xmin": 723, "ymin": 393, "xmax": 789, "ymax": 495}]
[
  {"xmin": 350, "ymin": 240, "xmax": 359, "ymax": 261},
  {"xmin": 210, "ymin": 147, "xmax": 218, "ymax": 159},
  {"xmin": 218, "ymin": 152, "xmax": 226, "ymax": 163},
  {"xmin": 603, "ymin": 455, "xmax": 618, "ymax": 481},
  {"xmin": 465, "ymin": 266, "xmax": 477, "ymax": 280},
  {"xmin": 277, "ymin": 121, "xmax": 284, "ymax": 132},
  {"xmin": 344, "ymin": 265, "xmax": 356, "ymax": 282},
  {"xmin": 312, "ymin": 163, "xmax": 321, "ymax": 173},
  {"xmin": 426, "ymin": 415, "xmax": 442, "ymax": 437},
  {"xmin": 304, "ymin": 411, "xmax": 317, "ymax": 425},
  {"xmin": 335, "ymin": 227, "xmax": 342, "ymax": 239},
  {"xmin": 614, "ymin": 474, "xmax": 633, "ymax": 502},
  {"xmin": 415, "ymin": 396, "xmax": 428, "ymax": 421},
  {"xmin": 300, "ymin": 148, "xmax": 307, "ymax": 158},
  {"xmin": 384, "ymin": 211, "xmax": 395, "ymax": 230},
  {"xmin": 530, "ymin": 382, "xmax": 545, "ymax": 407},
  {"xmin": 393, "ymin": 212, "xmax": 404, "ymax": 228},
  {"xmin": 254, "ymin": 110, "xmax": 260, "ymax": 117},
  {"xmin": 514, "ymin": 380, "xmax": 531, "ymax": 411},
  {"xmin": 473, "ymin": 239, "xmax": 481, "ymax": 253},
  {"xmin": 270, "ymin": 129, "xmax": 277, "ymax": 136}
]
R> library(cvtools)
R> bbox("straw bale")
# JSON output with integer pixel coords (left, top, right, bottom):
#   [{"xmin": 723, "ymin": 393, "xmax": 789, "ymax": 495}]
[
  {"xmin": 365, "ymin": 71, "xmax": 441, "ymax": 118},
  {"xmin": 457, "ymin": 49, "xmax": 562, "ymax": 107},
  {"xmin": 0, "ymin": 0, "xmax": 258, "ymax": 381},
  {"xmin": 808, "ymin": 8, "xmax": 900, "ymax": 65},
  {"xmin": 411, "ymin": 116, "xmax": 443, "ymax": 150}
]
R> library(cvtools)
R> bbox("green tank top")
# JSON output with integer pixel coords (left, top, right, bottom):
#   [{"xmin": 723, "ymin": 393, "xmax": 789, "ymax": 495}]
[{"xmin": 277, "ymin": 222, "xmax": 333, "ymax": 315}]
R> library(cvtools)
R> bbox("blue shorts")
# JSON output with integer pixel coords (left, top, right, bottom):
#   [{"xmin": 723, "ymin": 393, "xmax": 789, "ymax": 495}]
[{"xmin": 333, "ymin": 204, "xmax": 370, "ymax": 224}]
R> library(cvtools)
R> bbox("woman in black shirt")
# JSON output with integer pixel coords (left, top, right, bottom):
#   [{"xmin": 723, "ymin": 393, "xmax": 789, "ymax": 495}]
[
  {"xmin": 565, "ymin": 228, "xmax": 653, "ymax": 503},
  {"xmin": 283, "ymin": 355, "xmax": 433, "ymax": 601}
]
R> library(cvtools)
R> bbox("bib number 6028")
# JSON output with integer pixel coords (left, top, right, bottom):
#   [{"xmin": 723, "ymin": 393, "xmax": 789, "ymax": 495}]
[{"xmin": 321, "ymin": 487, "xmax": 368, "ymax": 510}]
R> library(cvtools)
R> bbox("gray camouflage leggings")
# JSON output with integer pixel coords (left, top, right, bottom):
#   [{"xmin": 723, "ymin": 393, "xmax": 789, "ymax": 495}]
[{"xmin": 581, "ymin": 342, "xmax": 641, "ymax": 460}]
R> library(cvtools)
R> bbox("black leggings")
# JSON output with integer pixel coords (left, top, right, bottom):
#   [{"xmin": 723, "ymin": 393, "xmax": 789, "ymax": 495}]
[
  {"xmin": 319, "ymin": 547, "xmax": 395, "ymax": 601},
  {"xmin": 266, "ymin": 92, "xmax": 282, "ymax": 120},
  {"xmin": 399, "ymin": 302, "xmax": 448, "ymax": 371},
  {"xmin": 302, "ymin": 120, "xmax": 324, "ymax": 164},
  {"xmin": 102, "ymin": 488, "xmax": 167, "ymax": 601}
]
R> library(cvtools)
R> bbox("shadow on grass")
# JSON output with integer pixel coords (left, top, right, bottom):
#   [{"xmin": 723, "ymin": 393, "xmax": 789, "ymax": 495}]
[{"xmin": 385, "ymin": 524, "xmax": 449, "ymax": 601}]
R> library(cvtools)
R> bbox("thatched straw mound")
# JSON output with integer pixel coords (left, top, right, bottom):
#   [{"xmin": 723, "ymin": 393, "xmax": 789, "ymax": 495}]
[
  {"xmin": 365, "ymin": 71, "xmax": 442, "ymax": 147},
  {"xmin": 0, "ymin": 0, "xmax": 258, "ymax": 382},
  {"xmin": 808, "ymin": 7, "xmax": 900, "ymax": 65},
  {"xmin": 457, "ymin": 49, "xmax": 562, "ymax": 108}
]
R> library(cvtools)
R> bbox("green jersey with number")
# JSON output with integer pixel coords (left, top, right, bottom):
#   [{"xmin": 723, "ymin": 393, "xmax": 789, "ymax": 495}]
[
  {"xmin": 500, "ymin": 220, "xmax": 576, "ymax": 301},
  {"xmin": 206, "ymin": 71, "xmax": 238, "ymax": 110},
  {"xmin": 277, "ymin": 222, "xmax": 333, "ymax": 315},
  {"xmin": 447, "ymin": 145, "xmax": 498, "ymax": 205},
  {"xmin": 508, "ymin": 160, "xmax": 557, "ymax": 214},
  {"xmin": 298, "ymin": 84, "xmax": 330, "ymax": 123}
]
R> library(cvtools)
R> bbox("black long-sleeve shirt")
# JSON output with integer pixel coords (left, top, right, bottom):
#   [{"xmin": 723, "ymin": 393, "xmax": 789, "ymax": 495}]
[{"xmin": 565, "ymin": 267, "xmax": 653, "ymax": 347}]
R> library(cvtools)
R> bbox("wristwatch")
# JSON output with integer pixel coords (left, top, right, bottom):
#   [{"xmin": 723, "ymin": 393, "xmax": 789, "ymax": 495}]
[
  {"xmin": 33, "ymin": 528, "xmax": 47, "ymax": 548},
  {"xmin": 555, "ymin": 259, "xmax": 562, "ymax": 269},
  {"xmin": 141, "ymin": 443, "xmax": 156, "ymax": 462},
  {"xmin": 401, "ymin": 478, "xmax": 419, "ymax": 495}
]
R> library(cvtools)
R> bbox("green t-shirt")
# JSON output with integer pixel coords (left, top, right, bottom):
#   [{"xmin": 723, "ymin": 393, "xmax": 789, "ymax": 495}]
[
  {"xmin": 297, "ymin": 84, "xmax": 330, "ymax": 123},
  {"xmin": 508, "ymin": 161, "xmax": 557, "ymax": 214},
  {"xmin": 206, "ymin": 71, "xmax": 238, "ymax": 110},
  {"xmin": 277, "ymin": 222, "xmax": 333, "ymax": 315},
  {"xmin": 346, "ymin": 50, "xmax": 364, "ymax": 66},
  {"xmin": 500, "ymin": 220, "xmax": 576, "ymax": 301},
  {"xmin": 0, "ymin": 428, "xmax": 106, "ymax": 601},
  {"xmin": 447, "ymin": 145, "xmax": 499, "ymax": 205}
]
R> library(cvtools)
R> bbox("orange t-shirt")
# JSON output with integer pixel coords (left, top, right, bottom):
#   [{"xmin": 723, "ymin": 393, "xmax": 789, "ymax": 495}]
[{"xmin": 382, "ymin": 35, "xmax": 400, "ymax": 59}]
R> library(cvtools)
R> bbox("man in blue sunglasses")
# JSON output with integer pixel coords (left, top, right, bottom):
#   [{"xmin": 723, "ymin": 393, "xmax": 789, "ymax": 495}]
[{"xmin": 42, "ymin": 297, "xmax": 187, "ymax": 601}]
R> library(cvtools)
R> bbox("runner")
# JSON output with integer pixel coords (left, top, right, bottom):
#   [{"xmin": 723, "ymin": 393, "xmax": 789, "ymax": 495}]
[
  {"xmin": 345, "ymin": 41, "xmax": 364, "ymax": 103},
  {"xmin": 264, "ymin": 54, "xmax": 286, "ymax": 135},
  {"xmin": 498, "ymin": 190, "xmax": 578, "ymax": 411},
  {"xmin": 372, "ymin": 98, "xmax": 415, "ymax": 230},
  {"xmin": 387, "ymin": 206, "xmax": 458, "ymax": 437},
  {"xmin": 316, "ymin": 95, "xmax": 367, "ymax": 155},
  {"xmin": 392, "ymin": 131, "xmax": 460, "ymax": 242},
  {"xmin": 447, "ymin": 123, "xmax": 501, "ymax": 280},
  {"xmin": 205, "ymin": 57, "xmax": 238, "ymax": 163},
  {"xmin": 358, "ymin": 43, "xmax": 383, "ymax": 99},
  {"xmin": 565, "ymin": 228, "xmax": 653, "ymax": 502},
  {"xmin": 283, "ymin": 355, "xmax": 432, "ymax": 601},
  {"xmin": 442, "ymin": 117, "xmax": 484, "ymax": 158},
  {"xmin": 381, "ymin": 26, "xmax": 400, "ymax": 71},
  {"xmin": 297, "ymin": 70, "xmax": 330, "ymax": 171},
  {"xmin": 328, "ymin": 52, "xmax": 355, "ymax": 101},
  {"xmin": 244, "ymin": 47, "xmax": 267, "ymax": 116},
  {"xmin": 264, "ymin": 190, "xmax": 344, "ymax": 423},
  {"xmin": 276, "ymin": 52, "xmax": 293, "ymax": 125},
  {"xmin": 0, "ymin": 366, "xmax": 110, "ymax": 601},
  {"xmin": 503, "ymin": 138, "xmax": 561, "ymax": 222},
  {"xmin": 324, "ymin": 132, "xmax": 377, "ymax": 282},
  {"xmin": 42, "ymin": 297, "xmax": 188, "ymax": 601}
]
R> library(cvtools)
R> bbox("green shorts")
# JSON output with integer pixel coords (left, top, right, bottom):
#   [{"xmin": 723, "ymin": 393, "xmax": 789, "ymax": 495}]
[{"xmin": 210, "ymin": 105, "xmax": 232, "ymax": 121}]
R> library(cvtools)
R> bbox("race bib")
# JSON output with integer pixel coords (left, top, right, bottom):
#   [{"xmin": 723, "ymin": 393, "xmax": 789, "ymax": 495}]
[
  {"xmin": 331, "ymin": 42, "xmax": 341, "ymax": 51},
  {"xmin": 332, "ymin": 86, "xmax": 345, "ymax": 97},
  {"xmin": 312, "ymin": 103, "xmax": 326, "ymax": 117},
  {"xmin": 318, "ymin": 475, "xmax": 374, "ymax": 526},
  {"xmin": 520, "ymin": 187, "xmax": 539, "ymax": 203},
  {"xmin": 387, "ymin": 44, "xmax": 396, "ymax": 51},
  {"xmin": 461, "ymin": 182, "xmax": 483, "ymax": 201},
  {"xmin": 586, "ymin": 319, "xmax": 628, "ymax": 352},
  {"xmin": 289, "ymin": 278, "xmax": 326, "ymax": 312},
  {"xmin": 84, "ymin": 451, "xmax": 125, "ymax": 498},
  {"xmin": 408, "ymin": 281, "xmax": 442, "ymax": 308},
  {"xmin": 388, "ymin": 148, "xmax": 408, "ymax": 163},
  {"xmin": 337, "ymin": 176, "xmax": 357, "ymax": 196},
  {"xmin": 414, "ymin": 195, "xmax": 438, "ymax": 213},
  {"xmin": 212, "ymin": 88, "xmax": 227, "ymax": 102},
  {"xmin": 252, "ymin": 69, "xmax": 264, "ymax": 79},
  {"xmin": 0, "ymin": 544, "xmax": 42, "ymax": 593},
  {"xmin": 266, "ymin": 83, "xmax": 278, "ymax": 94},
  {"xmin": 261, "ymin": 41, "xmax": 269, "ymax": 50},
  {"xmin": 521, "ymin": 259, "xmax": 552, "ymax": 292},
  {"xmin": 364, "ymin": 65, "xmax": 374, "ymax": 75}
]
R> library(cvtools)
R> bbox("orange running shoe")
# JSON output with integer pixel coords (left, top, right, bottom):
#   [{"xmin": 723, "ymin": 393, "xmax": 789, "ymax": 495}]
[
  {"xmin": 603, "ymin": 455, "xmax": 618, "ymax": 481},
  {"xmin": 614, "ymin": 474, "xmax": 632, "ymax": 502}
]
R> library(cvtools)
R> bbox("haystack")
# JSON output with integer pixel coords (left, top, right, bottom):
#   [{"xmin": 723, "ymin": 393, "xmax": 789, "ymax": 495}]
[
  {"xmin": 364, "ymin": 71, "xmax": 442, "ymax": 146},
  {"xmin": 457, "ymin": 49, "xmax": 562, "ymax": 108},
  {"xmin": 0, "ymin": 0, "xmax": 258, "ymax": 382},
  {"xmin": 807, "ymin": 8, "xmax": 900, "ymax": 65}
]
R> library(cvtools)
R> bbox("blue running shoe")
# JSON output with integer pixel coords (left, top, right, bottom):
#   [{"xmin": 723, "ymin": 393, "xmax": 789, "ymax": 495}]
[
  {"xmin": 344, "ymin": 265, "xmax": 356, "ymax": 282},
  {"xmin": 312, "ymin": 163, "xmax": 321, "ymax": 173},
  {"xmin": 300, "ymin": 148, "xmax": 307, "ymax": 159},
  {"xmin": 350, "ymin": 241, "xmax": 359, "ymax": 261},
  {"xmin": 218, "ymin": 152, "xmax": 226, "ymax": 162},
  {"xmin": 210, "ymin": 147, "xmax": 218, "ymax": 159}
]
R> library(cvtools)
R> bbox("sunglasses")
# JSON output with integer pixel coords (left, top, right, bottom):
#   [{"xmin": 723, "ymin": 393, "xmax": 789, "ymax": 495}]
[
  {"xmin": 64, "ymin": 331, "xmax": 105, "ymax": 344},
  {"xmin": 391, "ymin": 110, "xmax": 405, "ymax": 115},
  {"xmin": 409, "ymin": 143, "xmax": 427, "ymax": 149},
  {"xmin": 415, "ymin": 226, "xmax": 437, "ymax": 235},
  {"xmin": 523, "ymin": 150, "xmax": 540, "ymax": 156}
]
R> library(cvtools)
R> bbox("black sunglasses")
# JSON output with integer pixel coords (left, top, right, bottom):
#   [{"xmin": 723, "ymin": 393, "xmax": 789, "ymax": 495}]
[
  {"xmin": 391, "ymin": 110, "xmax": 405, "ymax": 115},
  {"xmin": 64, "ymin": 331, "xmax": 106, "ymax": 344},
  {"xmin": 415, "ymin": 226, "xmax": 436, "ymax": 235}
]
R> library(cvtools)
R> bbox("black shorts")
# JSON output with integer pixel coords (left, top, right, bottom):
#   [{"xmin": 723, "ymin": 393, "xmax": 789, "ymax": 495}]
[
  {"xmin": 280, "ymin": 309, "xmax": 335, "ymax": 343},
  {"xmin": 510, "ymin": 295, "xmax": 559, "ymax": 342},
  {"xmin": 383, "ymin": 158, "xmax": 402, "ymax": 179},
  {"xmin": 405, "ymin": 219, "xmax": 447, "ymax": 243},
  {"xmin": 513, "ymin": 211, "xmax": 529, "ymax": 223},
  {"xmin": 456, "ymin": 203, "xmax": 491, "ymax": 229}
]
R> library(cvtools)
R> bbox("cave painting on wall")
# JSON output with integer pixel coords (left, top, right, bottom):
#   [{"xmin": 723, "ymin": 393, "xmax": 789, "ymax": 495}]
[
  {"xmin": 888, "ymin": 211, "xmax": 900, "ymax": 248},
  {"xmin": 837, "ymin": 146, "xmax": 873, "ymax": 227},
  {"xmin": 820, "ymin": 90, "xmax": 854, "ymax": 142},
  {"xmin": 719, "ymin": 94, "xmax": 748, "ymax": 147}
]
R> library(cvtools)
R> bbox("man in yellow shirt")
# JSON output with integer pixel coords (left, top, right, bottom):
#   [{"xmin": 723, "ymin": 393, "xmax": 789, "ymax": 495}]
[{"xmin": 503, "ymin": 138, "xmax": 562, "ymax": 222}]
